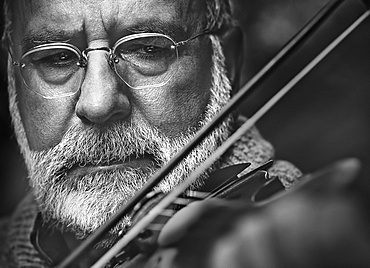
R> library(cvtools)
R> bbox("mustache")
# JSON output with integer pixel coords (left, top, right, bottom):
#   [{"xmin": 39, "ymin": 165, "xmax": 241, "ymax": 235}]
[{"xmin": 29, "ymin": 119, "xmax": 169, "ymax": 181}]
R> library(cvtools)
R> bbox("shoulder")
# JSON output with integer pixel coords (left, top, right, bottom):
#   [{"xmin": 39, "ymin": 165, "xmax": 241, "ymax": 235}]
[
  {"xmin": 0, "ymin": 216, "xmax": 15, "ymax": 268},
  {"xmin": 0, "ymin": 194, "xmax": 40, "ymax": 268},
  {"xmin": 0, "ymin": 216, "xmax": 11, "ymax": 242}
]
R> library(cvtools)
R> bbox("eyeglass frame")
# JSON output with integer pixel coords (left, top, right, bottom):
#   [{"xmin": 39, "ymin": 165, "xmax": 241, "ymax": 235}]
[{"xmin": 11, "ymin": 29, "xmax": 213, "ymax": 99}]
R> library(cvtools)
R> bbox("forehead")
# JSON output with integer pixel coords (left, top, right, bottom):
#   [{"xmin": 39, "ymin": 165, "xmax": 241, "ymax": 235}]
[{"xmin": 11, "ymin": 0, "xmax": 208, "ymax": 47}]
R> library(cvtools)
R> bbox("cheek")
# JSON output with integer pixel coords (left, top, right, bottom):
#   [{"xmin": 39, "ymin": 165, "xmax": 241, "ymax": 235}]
[
  {"xmin": 15, "ymin": 74, "xmax": 76, "ymax": 151},
  {"xmin": 132, "ymin": 43, "xmax": 213, "ymax": 136}
]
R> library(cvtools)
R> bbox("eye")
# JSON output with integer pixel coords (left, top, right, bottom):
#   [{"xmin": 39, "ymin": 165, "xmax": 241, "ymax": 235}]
[
  {"xmin": 56, "ymin": 51, "xmax": 71, "ymax": 61},
  {"xmin": 142, "ymin": 45, "xmax": 164, "ymax": 54},
  {"xmin": 28, "ymin": 48, "xmax": 79, "ymax": 68},
  {"xmin": 115, "ymin": 36, "xmax": 175, "ymax": 61},
  {"xmin": 119, "ymin": 44, "xmax": 170, "ymax": 58}
]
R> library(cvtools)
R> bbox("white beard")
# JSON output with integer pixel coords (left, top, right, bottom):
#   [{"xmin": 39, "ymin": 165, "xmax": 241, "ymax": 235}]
[{"xmin": 7, "ymin": 35, "xmax": 234, "ymax": 239}]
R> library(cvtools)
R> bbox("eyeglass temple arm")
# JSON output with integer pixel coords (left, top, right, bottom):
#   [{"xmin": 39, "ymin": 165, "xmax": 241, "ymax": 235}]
[{"xmin": 175, "ymin": 29, "xmax": 214, "ymax": 47}]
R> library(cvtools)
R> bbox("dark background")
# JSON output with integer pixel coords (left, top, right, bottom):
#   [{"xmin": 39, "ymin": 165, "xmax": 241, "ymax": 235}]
[{"xmin": 1, "ymin": 0, "xmax": 369, "ymax": 217}]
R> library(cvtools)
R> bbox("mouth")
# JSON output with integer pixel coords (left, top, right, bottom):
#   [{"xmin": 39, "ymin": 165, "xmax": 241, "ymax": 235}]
[{"xmin": 66, "ymin": 153, "xmax": 157, "ymax": 178}]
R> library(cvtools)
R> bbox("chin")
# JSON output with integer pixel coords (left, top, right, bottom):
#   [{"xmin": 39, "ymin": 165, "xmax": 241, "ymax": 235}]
[{"xmin": 35, "ymin": 168, "xmax": 153, "ymax": 239}]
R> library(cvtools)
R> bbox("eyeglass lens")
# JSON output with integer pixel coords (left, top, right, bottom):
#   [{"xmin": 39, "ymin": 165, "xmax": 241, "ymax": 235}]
[
  {"xmin": 113, "ymin": 35, "xmax": 178, "ymax": 89},
  {"xmin": 19, "ymin": 35, "xmax": 179, "ymax": 98},
  {"xmin": 20, "ymin": 47, "xmax": 83, "ymax": 98}
]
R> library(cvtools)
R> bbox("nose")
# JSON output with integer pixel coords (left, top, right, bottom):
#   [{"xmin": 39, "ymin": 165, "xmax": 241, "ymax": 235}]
[{"xmin": 75, "ymin": 49, "xmax": 131, "ymax": 125}]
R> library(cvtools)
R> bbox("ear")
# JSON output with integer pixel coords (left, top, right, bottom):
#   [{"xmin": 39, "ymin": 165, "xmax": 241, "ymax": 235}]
[{"xmin": 219, "ymin": 25, "xmax": 245, "ymax": 94}]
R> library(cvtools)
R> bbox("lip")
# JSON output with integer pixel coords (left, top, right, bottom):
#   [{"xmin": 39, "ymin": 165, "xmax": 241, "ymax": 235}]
[{"xmin": 66, "ymin": 154, "xmax": 156, "ymax": 178}]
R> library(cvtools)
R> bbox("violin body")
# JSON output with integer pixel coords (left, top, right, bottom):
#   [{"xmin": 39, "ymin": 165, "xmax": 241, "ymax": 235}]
[
  {"xmin": 111, "ymin": 158, "xmax": 370, "ymax": 268},
  {"xmin": 143, "ymin": 158, "xmax": 370, "ymax": 268}
]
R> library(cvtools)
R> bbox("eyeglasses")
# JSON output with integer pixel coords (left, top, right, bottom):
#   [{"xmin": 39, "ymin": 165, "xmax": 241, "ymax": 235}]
[{"xmin": 12, "ymin": 30, "xmax": 210, "ymax": 99}]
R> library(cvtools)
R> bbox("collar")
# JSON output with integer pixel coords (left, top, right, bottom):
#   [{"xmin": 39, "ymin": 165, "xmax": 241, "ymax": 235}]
[{"xmin": 30, "ymin": 213, "xmax": 71, "ymax": 267}]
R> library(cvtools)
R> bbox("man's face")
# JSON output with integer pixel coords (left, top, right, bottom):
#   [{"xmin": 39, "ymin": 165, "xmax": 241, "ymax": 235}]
[
  {"xmin": 12, "ymin": 0, "xmax": 213, "ymax": 150},
  {"xmin": 9, "ymin": 0, "xmax": 233, "ymax": 238}
]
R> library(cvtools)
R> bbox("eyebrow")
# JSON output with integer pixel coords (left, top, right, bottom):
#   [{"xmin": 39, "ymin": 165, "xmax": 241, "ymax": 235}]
[
  {"xmin": 19, "ymin": 29, "xmax": 76, "ymax": 52},
  {"xmin": 125, "ymin": 19, "xmax": 188, "ymax": 40}
]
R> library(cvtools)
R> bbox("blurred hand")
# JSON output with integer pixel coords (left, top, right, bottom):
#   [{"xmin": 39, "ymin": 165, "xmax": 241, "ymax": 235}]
[{"xmin": 145, "ymin": 158, "xmax": 370, "ymax": 268}]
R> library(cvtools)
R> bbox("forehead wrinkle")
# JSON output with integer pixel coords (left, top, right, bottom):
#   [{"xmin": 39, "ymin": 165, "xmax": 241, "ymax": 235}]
[
  {"xmin": 99, "ymin": 0, "xmax": 120, "ymax": 32},
  {"xmin": 13, "ymin": 0, "xmax": 81, "ymax": 24},
  {"xmin": 125, "ymin": 19, "xmax": 186, "ymax": 39},
  {"xmin": 78, "ymin": 1, "xmax": 110, "ymax": 42},
  {"xmin": 11, "ymin": 0, "xmax": 208, "ymax": 48},
  {"xmin": 12, "ymin": 0, "xmax": 84, "ymax": 38},
  {"xmin": 110, "ymin": 0, "xmax": 207, "ymax": 37}
]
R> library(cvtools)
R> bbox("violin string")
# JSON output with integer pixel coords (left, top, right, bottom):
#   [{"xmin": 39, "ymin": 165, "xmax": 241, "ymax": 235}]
[
  {"xmin": 56, "ymin": 1, "xmax": 349, "ymax": 267},
  {"xmin": 144, "ymin": 191, "xmax": 211, "ymax": 231},
  {"xmin": 91, "ymin": 9, "xmax": 370, "ymax": 267},
  {"xmin": 129, "ymin": 193, "xmax": 208, "ymax": 234},
  {"xmin": 144, "ymin": 191, "xmax": 210, "ymax": 231}
]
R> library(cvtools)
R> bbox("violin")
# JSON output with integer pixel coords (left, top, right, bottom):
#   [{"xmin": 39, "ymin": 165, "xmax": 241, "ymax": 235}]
[
  {"xmin": 54, "ymin": 0, "xmax": 370, "ymax": 267},
  {"xmin": 103, "ymin": 161, "xmax": 282, "ymax": 267}
]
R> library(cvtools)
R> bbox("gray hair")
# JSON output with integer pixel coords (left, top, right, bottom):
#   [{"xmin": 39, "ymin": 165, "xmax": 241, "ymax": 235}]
[
  {"xmin": 2, "ymin": 0, "xmax": 233, "ymax": 49},
  {"xmin": 205, "ymin": 0, "xmax": 234, "ymax": 30}
]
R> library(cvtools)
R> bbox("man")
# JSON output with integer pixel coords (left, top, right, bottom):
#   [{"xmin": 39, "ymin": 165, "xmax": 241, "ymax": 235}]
[{"xmin": 3, "ymin": 0, "xmax": 366, "ymax": 267}]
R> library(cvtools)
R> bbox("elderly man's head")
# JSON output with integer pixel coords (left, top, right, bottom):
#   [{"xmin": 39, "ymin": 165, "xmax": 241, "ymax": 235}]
[{"xmin": 3, "ymin": 0, "xmax": 237, "ymax": 239}]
